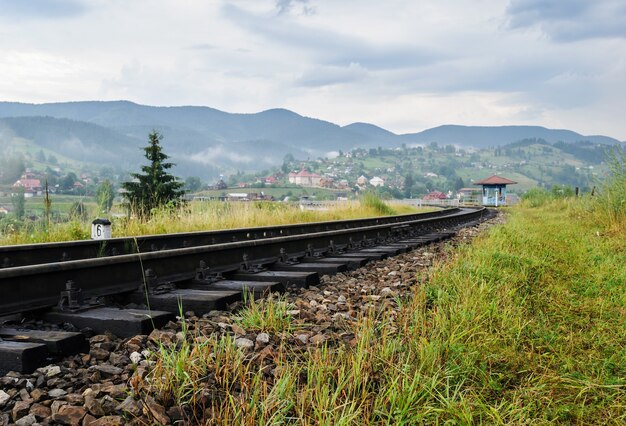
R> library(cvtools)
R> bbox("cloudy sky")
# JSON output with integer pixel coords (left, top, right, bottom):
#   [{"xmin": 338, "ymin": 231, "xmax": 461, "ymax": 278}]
[{"xmin": 1, "ymin": 0, "xmax": 625, "ymax": 139}]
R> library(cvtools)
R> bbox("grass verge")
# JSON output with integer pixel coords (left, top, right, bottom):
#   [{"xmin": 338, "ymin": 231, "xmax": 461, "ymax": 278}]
[{"xmin": 142, "ymin": 197, "xmax": 626, "ymax": 424}]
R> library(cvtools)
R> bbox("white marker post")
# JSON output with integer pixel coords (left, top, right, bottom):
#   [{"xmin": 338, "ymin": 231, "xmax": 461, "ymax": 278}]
[{"xmin": 91, "ymin": 218, "xmax": 112, "ymax": 240}]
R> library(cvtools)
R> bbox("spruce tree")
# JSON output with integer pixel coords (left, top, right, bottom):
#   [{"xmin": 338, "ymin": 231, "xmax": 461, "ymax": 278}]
[{"xmin": 122, "ymin": 131, "xmax": 184, "ymax": 217}]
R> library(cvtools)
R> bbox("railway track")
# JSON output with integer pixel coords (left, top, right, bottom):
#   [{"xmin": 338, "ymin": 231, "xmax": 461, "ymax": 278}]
[
  {"xmin": 0, "ymin": 208, "xmax": 457, "ymax": 268},
  {"xmin": 0, "ymin": 207, "xmax": 489, "ymax": 375}
]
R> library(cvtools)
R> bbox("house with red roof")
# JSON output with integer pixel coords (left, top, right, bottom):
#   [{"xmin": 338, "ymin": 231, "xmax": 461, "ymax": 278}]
[
  {"xmin": 473, "ymin": 175, "xmax": 517, "ymax": 206},
  {"xmin": 12, "ymin": 178, "xmax": 42, "ymax": 196},
  {"xmin": 423, "ymin": 191, "xmax": 448, "ymax": 200},
  {"xmin": 288, "ymin": 169, "xmax": 322, "ymax": 187}
]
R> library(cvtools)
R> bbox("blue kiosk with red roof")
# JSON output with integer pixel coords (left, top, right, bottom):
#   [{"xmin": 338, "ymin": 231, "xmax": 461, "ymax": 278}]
[{"xmin": 473, "ymin": 175, "xmax": 517, "ymax": 206}]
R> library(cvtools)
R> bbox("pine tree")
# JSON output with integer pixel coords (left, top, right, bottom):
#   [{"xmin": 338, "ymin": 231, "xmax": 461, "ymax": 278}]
[{"xmin": 122, "ymin": 131, "xmax": 184, "ymax": 217}]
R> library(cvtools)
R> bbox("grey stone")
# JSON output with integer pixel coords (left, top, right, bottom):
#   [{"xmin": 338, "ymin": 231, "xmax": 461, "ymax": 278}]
[
  {"xmin": 48, "ymin": 388, "xmax": 68, "ymax": 398},
  {"xmin": 83, "ymin": 389, "xmax": 104, "ymax": 417},
  {"xmin": 115, "ymin": 396, "xmax": 142, "ymax": 417},
  {"xmin": 256, "ymin": 333, "xmax": 270, "ymax": 344},
  {"xmin": 129, "ymin": 351, "xmax": 142, "ymax": 364},
  {"xmin": 37, "ymin": 365, "xmax": 62, "ymax": 378},
  {"xmin": 235, "ymin": 338, "xmax": 254, "ymax": 350},
  {"xmin": 15, "ymin": 414, "xmax": 37, "ymax": 426},
  {"xmin": 93, "ymin": 365, "xmax": 122, "ymax": 376},
  {"xmin": 0, "ymin": 390, "xmax": 10, "ymax": 407}
]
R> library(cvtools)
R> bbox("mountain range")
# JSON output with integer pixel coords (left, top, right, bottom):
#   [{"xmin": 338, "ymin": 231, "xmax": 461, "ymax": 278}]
[{"xmin": 0, "ymin": 101, "xmax": 622, "ymax": 179}]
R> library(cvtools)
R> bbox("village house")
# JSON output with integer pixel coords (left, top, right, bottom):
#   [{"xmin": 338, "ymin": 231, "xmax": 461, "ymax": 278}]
[
  {"xmin": 226, "ymin": 192, "xmax": 272, "ymax": 202},
  {"xmin": 316, "ymin": 177, "xmax": 329, "ymax": 188},
  {"xmin": 256, "ymin": 175, "xmax": 278, "ymax": 185},
  {"xmin": 212, "ymin": 179, "xmax": 227, "ymax": 190},
  {"xmin": 356, "ymin": 175, "xmax": 368, "ymax": 186},
  {"xmin": 369, "ymin": 176, "xmax": 385, "ymax": 187},
  {"xmin": 12, "ymin": 177, "xmax": 42, "ymax": 196},
  {"xmin": 79, "ymin": 173, "xmax": 93, "ymax": 184},
  {"xmin": 423, "ymin": 191, "xmax": 448, "ymax": 200},
  {"xmin": 288, "ymin": 169, "xmax": 322, "ymax": 187},
  {"xmin": 457, "ymin": 187, "xmax": 481, "ymax": 203}
]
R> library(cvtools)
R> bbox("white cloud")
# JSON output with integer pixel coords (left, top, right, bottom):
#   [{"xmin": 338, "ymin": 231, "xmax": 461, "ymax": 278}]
[
  {"xmin": 0, "ymin": 0, "xmax": 624, "ymax": 140},
  {"xmin": 296, "ymin": 62, "xmax": 367, "ymax": 87},
  {"xmin": 506, "ymin": 0, "xmax": 626, "ymax": 41}
]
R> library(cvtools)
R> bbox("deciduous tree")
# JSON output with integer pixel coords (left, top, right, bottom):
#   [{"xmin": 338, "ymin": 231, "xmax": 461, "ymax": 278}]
[{"xmin": 11, "ymin": 187, "xmax": 25, "ymax": 219}]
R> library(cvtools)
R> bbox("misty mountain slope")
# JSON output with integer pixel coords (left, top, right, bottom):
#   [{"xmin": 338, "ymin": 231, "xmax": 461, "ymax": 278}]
[
  {"xmin": 0, "ymin": 116, "xmax": 143, "ymax": 165},
  {"xmin": 0, "ymin": 102, "xmax": 375, "ymax": 154},
  {"xmin": 0, "ymin": 101, "xmax": 622, "ymax": 180},
  {"xmin": 241, "ymin": 109, "xmax": 367, "ymax": 152}
]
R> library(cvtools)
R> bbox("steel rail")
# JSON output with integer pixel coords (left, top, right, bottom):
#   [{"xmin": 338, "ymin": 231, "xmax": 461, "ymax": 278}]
[
  {"xmin": 0, "ymin": 208, "xmax": 460, "ymax": 268},
  {"xmin": 0, "ymin": 207, "xmax": 486, "ymax": 316}
]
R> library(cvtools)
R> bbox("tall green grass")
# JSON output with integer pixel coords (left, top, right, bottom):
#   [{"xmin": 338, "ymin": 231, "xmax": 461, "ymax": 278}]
[
  {"xmin": 522, "ymin": 146, "xmax": 626, "ymax": 231},
  {"xmin": 593, "ymin": 146, "xmax": 626, "ymax": 230},
  {"xmin": 521, "ymin": 187, "xmax": 554, "ymax": 207},
  {"xmin": 360, "ymin": 192, "xmax": 397, "ymax": 215},
  {"xmin": 0, "ymin": 198, "xmax": 420, "ymax": 245}
]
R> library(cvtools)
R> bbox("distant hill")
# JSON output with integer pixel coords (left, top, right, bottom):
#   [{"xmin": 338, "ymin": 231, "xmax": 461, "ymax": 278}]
[
  {"xmin": 342, "ymin": 122, "xmax": 397, "ymax": 144},
  {"xmin": 0, "ymin": 101, "xmax": 622, "ymax": 179},
  {"xmin": 401, "ymin": 125, "xmax": 620, "ymax": 148}
]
